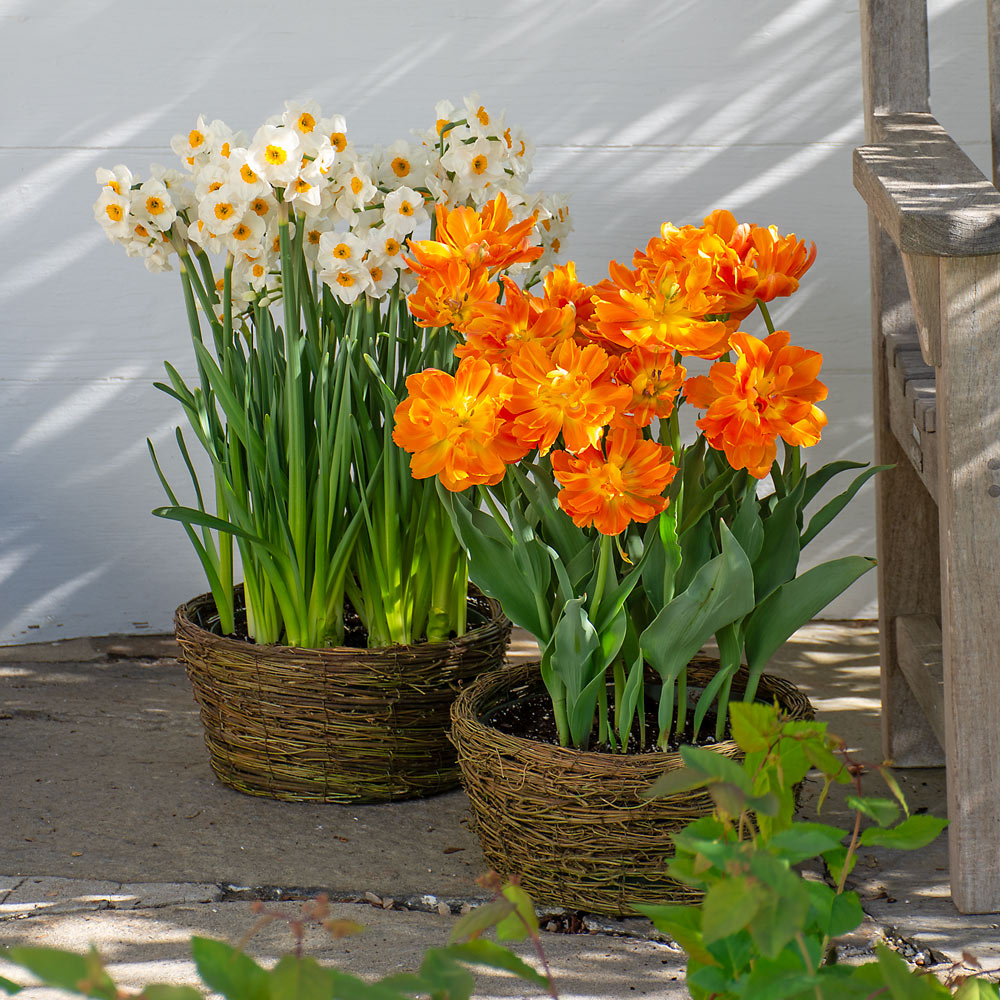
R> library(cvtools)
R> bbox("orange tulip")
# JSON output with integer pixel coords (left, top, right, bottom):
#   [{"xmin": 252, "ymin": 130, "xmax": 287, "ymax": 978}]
[
  {"xmin": 506, "ymin": 339, "xmax": 631, "ymax": 455},
  {"xmin": 406, "ymin": 259, "xmax": 499, "ymax": 330},
  {"xmin": 457, "ymin": 276, "xmax": 576, "ymax": 371},
  {"xmin": 593, "ymin": 259, "xmax": 733, "ymax": 359},
  {"xmin": 614, "ymin": 347, "xmax": 686, "ymax": 428},
  {"xmin": 550, "ymin": 425, "xmax": 677, "ymax": 536},
  {"xmin": 392, "ymin": 358, "xmax": 526, "ymax": 491},
  {"xmin": 684, "ymin": 330, "xmax": 828, "ymax": 478},
  {"xmin": 407, "ymin": 192, "xmax": 543, "ymax": 277}
]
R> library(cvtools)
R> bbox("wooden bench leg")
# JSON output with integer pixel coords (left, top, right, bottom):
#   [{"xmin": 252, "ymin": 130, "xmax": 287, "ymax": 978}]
[
  {"xmin": 869, "ymin": 219, "xmax": 944, "ymax": 768},
  {"xmin": 937, "ymin": 254, "xmax": 1000, "ymax": 914}
]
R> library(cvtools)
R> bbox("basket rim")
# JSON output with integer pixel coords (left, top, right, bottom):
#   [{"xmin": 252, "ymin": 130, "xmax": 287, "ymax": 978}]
[
  {"xmin": 174, "ymin": 583, "xmax": 507, "ymax": 660},
  {"xmin": 451, "ymin": 656, "xmax": 814, "ymax": 768}
]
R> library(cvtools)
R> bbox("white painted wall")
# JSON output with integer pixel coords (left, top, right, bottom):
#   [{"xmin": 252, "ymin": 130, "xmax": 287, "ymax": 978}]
[{"xmin": 0, "ymin": 0, "xmax": 990, "ymax": 642}]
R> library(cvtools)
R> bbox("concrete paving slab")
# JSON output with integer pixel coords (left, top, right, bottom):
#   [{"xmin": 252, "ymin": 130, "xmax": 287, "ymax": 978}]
[{"xmin": 0, "ymin": 898, "xmax": 689, "ymax": 999}]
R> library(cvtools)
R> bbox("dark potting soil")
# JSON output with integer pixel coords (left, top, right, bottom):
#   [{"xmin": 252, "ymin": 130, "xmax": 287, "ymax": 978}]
[{"xmin": 485, "ymin": 688, "xmax": 733, "ymax": 754}]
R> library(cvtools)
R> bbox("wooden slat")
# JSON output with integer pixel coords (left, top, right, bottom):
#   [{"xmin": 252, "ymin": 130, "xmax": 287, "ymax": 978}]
[
  {"xmin": 900, "ymin": 252, "xmax": 942, "ymax": 364},
  {"xmin": 860, "ymin": 0, "xmax": 929, "ymax": 139},
  {"xmin": 990, "ymin": 0, "xmax": 1000, "ymax": 188},
  {"xmin": 854, "ymin": 112, "xmax": 1000, "ymax": 257},
  {"xmin": 883, "ymin": 328, "xmax": 939, "ymax": 501},
  {"xmin": 894, "ymin": 614, "xmax": 945, "ymax": 752},
  {"xmin": 936, "ymin": 252, "xmax": 1000, "ymax": 913}
]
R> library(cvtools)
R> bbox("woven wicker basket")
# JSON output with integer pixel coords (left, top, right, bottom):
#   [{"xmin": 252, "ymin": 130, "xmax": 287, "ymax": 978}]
[
  {"xmin": 175, "ymin": 585, "xmax": 511, "ymax": 803},
  {"xmin": 450, "ymin": 656, "xmax": 814, "ymax": 916}
]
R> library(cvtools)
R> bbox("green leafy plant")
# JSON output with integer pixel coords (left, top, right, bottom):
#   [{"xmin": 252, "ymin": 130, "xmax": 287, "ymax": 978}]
[
  {"xmin": 637, "ymin": 702, "xmax": 996, "ymax": 998},
  {"xmin": 0, "ymin": 881, "xmax": 556, "ymax": 1000}
]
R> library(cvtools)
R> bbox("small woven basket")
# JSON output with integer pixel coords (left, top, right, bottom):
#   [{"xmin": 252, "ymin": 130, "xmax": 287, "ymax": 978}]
[
  {"xmin": 175, "ymin": 585, "xmax": 511, "ymax": 803},
  {"xmin": 450, "ymin": 656, "xmax": 814, "ymax": 916}
]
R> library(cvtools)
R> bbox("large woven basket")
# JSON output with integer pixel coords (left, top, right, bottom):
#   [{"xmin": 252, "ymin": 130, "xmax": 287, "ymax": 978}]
[
  {"xmin": 175, "ymin": 585, "xmax": 511, "ymax": 803},
  {"xmin": 450, "ymin": 656, "xmax": 814, "ymax": 916}
]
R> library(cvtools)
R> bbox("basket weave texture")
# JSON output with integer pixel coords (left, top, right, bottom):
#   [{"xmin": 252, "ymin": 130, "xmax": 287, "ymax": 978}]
[
  {"xmin": 175, "ymin": 586, "xmax": 511, "ymax": 803},
  {"xmin": 450, "ymin": 656, "xmax": 814, "ymax": 916}
]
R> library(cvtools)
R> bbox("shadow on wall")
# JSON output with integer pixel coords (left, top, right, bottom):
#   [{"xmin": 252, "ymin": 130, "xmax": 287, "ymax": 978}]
[{"xmin": 0, "ymin": 0, "xmax": 987, "ymax": 640}]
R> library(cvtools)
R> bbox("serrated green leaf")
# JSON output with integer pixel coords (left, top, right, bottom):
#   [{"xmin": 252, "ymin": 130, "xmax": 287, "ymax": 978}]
[
  {"xmin": 728, "ymin": 701, "xmax": 775, "ymax": 752},
  {"xmin": 449, "ymin": 899, "xmax": 514, "ymax": 943},
  {"xmin": 190, "ymin": 938, "xmax": 269, "ymax": 1000},
  {"xmin": 877, "ymin": 766, "xmax": 910, "ymax": 818},
  {"xmin": 496, "ymin": 884, "xmax": 539, "ymax": 941},
  {"xmin": 269, "ymin": 955, "xmax": 333, "ymax": 1000},
  {"xmin": 702, "ymin": 877, "xmax": 762, "ymax": 942},
  {"xmin": 847, "ymin": 795, "xmax": 900, "ymax": 828},
  {"xmin": 875, "ymin": 943, "xmax": 953, "ymax": 998},
  {"xmin": 954, "ymin": 977, "xmax": 1000, "ymax": 999},
  {"xmin": 633, "ymin": 904, "xmax": 716, "ymax": 966},
  {"xmin": 768, "ymin": 823, "xmax": 846, "ymax": 864},
  {"xmin": 859, "ymin": 814, "xmax": 948, "ymax": 850},
  {"xmin": 2, "ymin": 947, "xmax": 115, "ymax": 1000},
  {"xmin": 137, "ymin": 988, "xmax": 204, "ymax": 1000}
]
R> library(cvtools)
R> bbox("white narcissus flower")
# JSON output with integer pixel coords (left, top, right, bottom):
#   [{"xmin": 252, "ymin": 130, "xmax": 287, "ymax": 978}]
[
  {"xmin": 333, "ymin": 160, "xmax": 376, "ymax": 220},
  {"xmin": 319, "ymin": 259, "xmax": 373, "ymax": 304},
  {"xmin": 282, "ymin": 99, "xmax": 323, "ymax": 155},
  {"xmin": 134, "ymin": 179, "xmax": 177, "ymax": 232},
  {"xmin": 501, "ymin": 123, "xmax": 535, "ymax": 178},
  {"xmin": 374, "ymin": 140, "xmax": 428, "ymax": 191},
  {"xmin": 441, "ymin": 137, "xmax": 505, "ymax": 198},
  {"xmin": 226, "ymin": 149, "xmax": 272, "ymax": 200},
  {"xmin": 94, "ymin": 187, "xmax": 130, "ymax": 240},
  {"xmin": 96, "ymin": 164, "xmax": 133, "ymax": 198},
  {"xmin": 462, "ymin": 94, "xmax": 505, "ymax": 141},
  {"xmin": 374, "ymin": 231, "xmax": 406, "ymax": 266},
  {"xmin": 171, "ymin": 115, "xmax": 216, "ymax": 171},
  {"xmin": 197, "ymin": 183, "xmax": 245, "ymax": 236},
  {"xmin": 247, "ymin": 124, "xmax": 302, "ymax": 188},
  {"xmin": 363, "ymin": 254, "xmax": 398, "ymax": 297},
  {"xmin": 222, "ymin": 210, "xmax": 267, "ymax": 256},
  {"xmin": 381, "ymin": 186, "xmax": 428, "ymax": 237},
  {"xmin": 317, "ymin": 114, "xmax": 351, "ymax": 158},
  {"xmin": 316, "ymin": 230, "xmax": 367, "ymax": 272}
]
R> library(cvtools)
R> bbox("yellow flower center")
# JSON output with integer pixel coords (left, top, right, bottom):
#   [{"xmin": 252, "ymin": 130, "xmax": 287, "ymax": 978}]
[
  {"xmin": 551, "ymin": 238, "xmax": 561, "ymax": 253},
  {"xmin": 384, "ymin": 238, "xmax": 400, "ymax": 255},
  {"xmin": 336, "ymin": 272, "xmax": 356, "ymax": 287},
  {"xmin": 240, "ymin": 164, "xmax": 258, "ymax": 184},
  {"xmin": 436, "ymin": 118, "xmax": 453, "ymax": 138},
  {"xmin": 333, "ymin": 242, "xmax": 353, "ymax": 260},
  {"xmin": 145, "ymin": 196, "xmax": 165, "ymax": 215},
  {"xmin": 471, "ymin": 155, "xmax": 488, "ymax": 175},
  {"xmin": 252, "ymin": 264, "xmax": 265, "ymax": 278},
  {"xmin": 476, "ymin": 105, "xmax": 489, "ymax": 127},
  {"xmin": 272, "ymin": 236, "xmax": 281, "ymax": 253},
  {"xmin": 503, "ymin": 128, "xmax": 512, "ymax": 149},
  {"xmin": 265, "ymin": 144, "xmax": 287, "ymax": 166},
  {"xmin": 188, "ymin": 129, "xmax": 205, "ymax": 149},
  {"xmin": 105, "ymin": 203, "xmax": 123, "ymax": 222},
  {"xmin": 369, "ymin": 265, "xmax": 384, "ymax": 282},
  {"xmin": 214, "ymin": 202, "xmax": 234, "ymax": 220},
  {"xmin": 398, "ymin": 200, "xmax": 414, "ymax": 217},
  {"xmin": 330, "ymin": 132, "xmax": 347, "ymax": 152},
  {"xmin": 232, "ymin": 223, "xmax": 252, "ymax": 241},
  {"xmin": 216, "ymin": 278, "xmax": 225, "ymax": 292},
  {"xmin": 294, "ymin": 178, "xmax": 311, "ymax": 193},
  {"xmin": 134, "ymin": 223, "xmax": 149, "ymax": 237},
  {"xmin": 251, "ymin": 198, "xmax": 269, "ymax": 216},
  {"xmin": 220, "ymin": 142, "xmax": 231, "ymax": 158},
  {"xmin": 297, "ymin": 112, "xmax": 316, "ymax": 133},
  {"xmin": 350, "ymin": 176, "xmax": 364, "ymax": 195},
  {"xmin": 307, "ymin": 229, "xmax": 321, "ymax": 245},
  {"xmin": 391, "ymin": 157, "xmax": 411, "ymax": 178},
  {"xmin": 209, "ymin": 181, "xmax": 223, "ymax": 192},
  {"xmin": 108, "ymin": 180, "xmax": 122, "ymax": 195}
]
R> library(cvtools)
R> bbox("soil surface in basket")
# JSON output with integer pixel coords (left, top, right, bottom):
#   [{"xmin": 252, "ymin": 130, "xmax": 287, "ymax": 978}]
[{"xmin": 486, "ymin": 689, "xmax": 732, "ymax": 754}]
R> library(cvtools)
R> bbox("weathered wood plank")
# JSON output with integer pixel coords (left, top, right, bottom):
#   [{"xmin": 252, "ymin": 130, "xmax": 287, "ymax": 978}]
[
  {"xmin": 936, "ymin": 252, "xmax": 1000, "ymax": 913},
  {"xmin": 854, "ymin": 113, "xmax": 1000, "ymax": 257},
  {"xmin": 867, "ymin": 217, "xmax": 945, "ymax": 769},
  {"xmin": 894, "ymin": 614, "xmax": 945, "ymax": 752},
  {"xmin": 901, "ymin": 252, "xmax": 942, "ymax": 364},
  {"xmin": 990, "ymin": 0, "xmax": 1000, "ymax": 187},
  {"xmin": 859, "ymin": 0, "xmax": 929, "ymax": 139}
]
